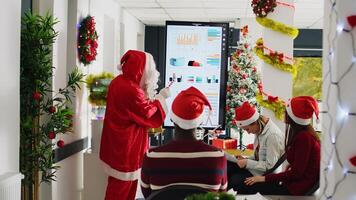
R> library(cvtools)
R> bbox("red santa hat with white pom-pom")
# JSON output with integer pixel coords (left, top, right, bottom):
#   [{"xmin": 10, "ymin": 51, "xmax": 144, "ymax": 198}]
[
  {"xmin": 170, "ymin": 87, "xmax": 212, "ymax": 130},
  {"xmin": 234, "ymin": 102, "xmax": 260, "ymax": 127},
  {"xmin": 286, "ymin": 96, "xmax": 319, "ymax": 125}
]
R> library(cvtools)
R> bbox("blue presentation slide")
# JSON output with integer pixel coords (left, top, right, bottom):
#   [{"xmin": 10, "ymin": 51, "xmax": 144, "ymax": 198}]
[{"xmin": 164, "ymin": 22, "xmax": 227, "ymax": 128}]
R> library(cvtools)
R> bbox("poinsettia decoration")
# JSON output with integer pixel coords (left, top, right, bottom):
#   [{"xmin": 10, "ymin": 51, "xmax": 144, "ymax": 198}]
[
  {"xmin": 78, "ymin": 15, "xmax": 98, "ymax": 66},
  {"xmin": 251, "ymin": 0, "xmax": 277, "ymax": 17}
]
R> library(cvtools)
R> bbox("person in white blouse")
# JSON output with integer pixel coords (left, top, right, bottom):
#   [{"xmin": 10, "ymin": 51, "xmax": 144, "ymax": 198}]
[{"xmin": 227, "ymin": 101, "xmax": 284, "ymax": 193}]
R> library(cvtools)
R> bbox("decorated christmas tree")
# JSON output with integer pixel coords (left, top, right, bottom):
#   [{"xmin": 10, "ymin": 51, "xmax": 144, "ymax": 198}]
[{"xmin": 225, "ymin": 26, "xmax": 261, "ymax": 149}]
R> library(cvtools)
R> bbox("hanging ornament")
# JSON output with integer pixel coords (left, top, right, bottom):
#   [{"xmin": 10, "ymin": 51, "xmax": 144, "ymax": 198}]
[
  {"xmin": 240, "ymin": 88, "xmax": 247, "ymax": 94},
  {"xmin": 350, "ymin": 156, "xmax": 356, "ymax": 167},
  {"xmin": 347, "ymin": 15, "xmax": 356, "ymax": 28},
  {"xmin": 48, "ymin": 106, "xmax": 56, "ymax": 113},
  {"xmin": 48, "ymin": 131, "xmax": 56, "ymax": 139},
  {"xmin": 32, "ymin": 91, "xmax": 41, "ymax": 101},
  {"xmin": 57, "ymin": 140, "xmax": 65, "ymax": 148}
]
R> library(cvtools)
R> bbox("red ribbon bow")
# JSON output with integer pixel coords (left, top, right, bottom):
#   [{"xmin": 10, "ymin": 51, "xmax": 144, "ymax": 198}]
[{"xmin": 268, "ymin": 95, "xmax": 279, "ymax": 102}]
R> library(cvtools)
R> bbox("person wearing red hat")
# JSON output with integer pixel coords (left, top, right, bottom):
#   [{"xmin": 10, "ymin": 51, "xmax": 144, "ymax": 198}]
[
  {"xmin": 100, "ymin": 50, "xmax": 170, "ymax": 200},
  {"xmin": 140, "ymin": 87, "xmax": 227, "ymax": 198},
  {"xmin": 243, "ymin": 96, "xmax": 321, "ymax": 195},
  {"xmin": 227, "ymin": 101, "xmax": 284, "ymax": 192}
]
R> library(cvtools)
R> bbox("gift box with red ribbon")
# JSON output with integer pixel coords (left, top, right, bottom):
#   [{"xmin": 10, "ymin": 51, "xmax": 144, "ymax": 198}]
[{"xmin": 212, "ymin": 138, "xmax": 238, "ymax": 149}]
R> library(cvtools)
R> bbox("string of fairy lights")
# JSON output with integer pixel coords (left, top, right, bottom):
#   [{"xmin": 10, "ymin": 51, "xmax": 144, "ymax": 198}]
[{"xmin": 319, "ymin": 0, "xmax": 356, "ymax": 199}]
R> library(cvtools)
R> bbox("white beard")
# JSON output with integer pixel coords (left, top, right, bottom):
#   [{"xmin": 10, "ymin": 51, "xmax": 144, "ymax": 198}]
[{"xmin": 140, "ymin": 53, "xmax": 160, "ymax": 100}]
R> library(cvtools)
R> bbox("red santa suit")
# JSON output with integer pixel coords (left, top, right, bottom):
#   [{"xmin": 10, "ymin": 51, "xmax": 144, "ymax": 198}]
[{"xmin": 100, "ymin": 50, "xmax": 167, "ymax": 200}]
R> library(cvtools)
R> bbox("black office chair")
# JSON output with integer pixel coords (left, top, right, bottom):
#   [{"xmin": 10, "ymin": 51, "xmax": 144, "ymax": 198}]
[{"xmin": 145, "ymin": 185, "xmax": 209, "ymax": 200}]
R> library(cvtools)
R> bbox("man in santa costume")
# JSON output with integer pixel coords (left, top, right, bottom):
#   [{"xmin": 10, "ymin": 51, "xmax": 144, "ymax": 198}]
[{"xmin": 100, "ymin": 50, "xmax": 169, "ymax": 200}]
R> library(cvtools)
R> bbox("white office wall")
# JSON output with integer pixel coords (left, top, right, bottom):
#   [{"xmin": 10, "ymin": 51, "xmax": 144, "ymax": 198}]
[{"xmin": 0, "ymin": 0, "xmax": 21, "ymax": 175}]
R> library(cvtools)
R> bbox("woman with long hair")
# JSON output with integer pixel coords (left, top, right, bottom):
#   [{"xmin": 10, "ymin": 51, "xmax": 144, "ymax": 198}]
[{"xmin": 239, "ymin": 96, "xmax": 320, "ymax": 195}]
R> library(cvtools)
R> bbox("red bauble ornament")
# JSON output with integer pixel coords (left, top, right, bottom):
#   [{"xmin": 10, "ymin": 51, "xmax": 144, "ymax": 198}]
[
  {"xmin": 242, "ymin": 74, "xmax": 248, "ymax": 79},
  {"xmin": 48, "ymin": 106, "xmax": 56, "ymax": 113},
  {"xmin": 350, "ymin": 156, "xmax": 356, "ymax": 167},
  {"xmin": 244, "ymin": 44, "xmax": 249, "ymax": 49},
  {"xmin": 48, "ymin": 131, "xmax": 55, "ymax": 139},
  {"xmin": 226, "ymin": 106, "xmax": 230, "ymax": 112},
  {"xmin": 232, "ymin": 119, "xmax": 237, "ymax": 126},
  {"xmin": 32, "ymin": 92, "xmax": 41, "ymax": 101},
  {"xmin": 227, "ymin": 85, "xmax": 231, "ymax": 92},
  {"xmin": 347, "ymin": 15, "xmax": 356, "ymax": 28},
  {"xmin": 239, "ymin": 88, "xmax": 247, "ymax": 94},
  {"xmin": 236, "ymin": 50, "xmax": 241, "ymax": 56},
  {"xmin": 246, "ymin": 143, "xmax": 254, "ymax": 150},
  {"xmin": 57, "ymin": 140, "xmax": 65, "ymax": 148}
]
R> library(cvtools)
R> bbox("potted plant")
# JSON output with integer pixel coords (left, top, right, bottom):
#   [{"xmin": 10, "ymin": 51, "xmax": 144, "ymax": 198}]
[{"xmin": 20, "ymin": 12, "xmax": 84, "ymax": 200}]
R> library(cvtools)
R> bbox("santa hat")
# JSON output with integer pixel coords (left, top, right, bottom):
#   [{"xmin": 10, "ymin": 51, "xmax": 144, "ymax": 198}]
[
  {"xmin": 171, "ymin": 87, "xmax": 212, "ymax": 130},
  {"xmin": 234, "ymin": 102, "xmax": 260, "ymax": 127},
  {"xmin": 286, "ymin": 96, "xmax": 319, "ymax": 125}
]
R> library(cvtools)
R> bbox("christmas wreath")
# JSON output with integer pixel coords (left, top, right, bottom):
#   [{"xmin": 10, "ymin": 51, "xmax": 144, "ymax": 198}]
[
  {"xmin": 251, "ymin": 0, "xmax": 277, "ymax": 17},
  {"xmin": 78, "ymin": 15, "xmax": 98, "ymax": 65}
]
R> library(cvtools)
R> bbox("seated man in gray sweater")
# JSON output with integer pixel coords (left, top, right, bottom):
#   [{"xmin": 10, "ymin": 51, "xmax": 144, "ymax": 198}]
[{"xmin": 227, "ymin": 101, "xmax": 284, "ymax": 193}]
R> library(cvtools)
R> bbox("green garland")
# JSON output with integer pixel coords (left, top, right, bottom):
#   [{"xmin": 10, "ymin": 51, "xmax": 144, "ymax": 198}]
[
  {"xmin": 254, "ymin": 38, "xmax": 296, "ymax": 77},
  {"xmin": 256, "ymin": 17, "xmax": 299, "ymax": 39},
  {"xmin": 86, "ymin": 72, "xmax": 114, "ymax": 106},
  {"xmin": 186, "ymin": 192, "xmax": 235, "ymax": 200},
  {"xmin": 256, "ymin": 92, "xmax": 286, "ymax": 121}
]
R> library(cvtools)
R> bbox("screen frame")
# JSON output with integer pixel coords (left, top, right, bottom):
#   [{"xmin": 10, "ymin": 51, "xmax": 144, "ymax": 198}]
[{"xmin": 163, "ymin": 21, "xmax": 229, "ymax": 130}]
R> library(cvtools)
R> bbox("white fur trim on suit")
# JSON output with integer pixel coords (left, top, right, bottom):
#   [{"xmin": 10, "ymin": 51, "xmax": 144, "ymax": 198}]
[
  {"xmin": 101, "ymin": 161, "xmax": 140, "ymax": 181},
  {"xmin": 170, "ymin": 111, "xmax": 204, "ymax": 130},
  {"xmin": 146, "ymin": 151, "xmax": 225, "ymax": 158},
  {"xmin": 286, "ymin": 104, "xmax": 311, "ymax": 125},
  {"xmin": 155, "ymin": 93, "xmax": 168, "ymax": 115},
  {"xmin": 149, "ymin": 182, "xmax": 226, "ymax": 191},
  {"xmin": 236, "ymin": 111, "xmax": 260, "ymax": 127}
]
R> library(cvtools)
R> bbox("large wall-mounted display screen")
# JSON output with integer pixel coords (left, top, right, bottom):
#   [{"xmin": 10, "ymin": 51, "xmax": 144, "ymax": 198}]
[{"xmin": 164, "ymin": 21, "xmax": 229, "ymax": 129}]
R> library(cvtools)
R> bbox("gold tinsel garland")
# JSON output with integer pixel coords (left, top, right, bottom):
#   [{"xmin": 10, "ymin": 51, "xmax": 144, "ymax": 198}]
[
  {"xmin": 254, "ymin": 38, "xmax": 296, "ymax": 77},
  {"xmin": 256, "ymin": 92, "xmax": 286, "ymax": 121},
  {"xmin": 256, "ymin": 17, "xmax": 299, "ymax": 39}
]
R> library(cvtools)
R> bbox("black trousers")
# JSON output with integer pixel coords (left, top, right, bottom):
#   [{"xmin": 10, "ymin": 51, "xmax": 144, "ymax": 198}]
[
  {"xmin": 227, "ymin": 161, "xmax": 290, "ymax": 195},
  {"xmin": 227, "ymin": 161, "xmax": 253, "ymax": 191}
]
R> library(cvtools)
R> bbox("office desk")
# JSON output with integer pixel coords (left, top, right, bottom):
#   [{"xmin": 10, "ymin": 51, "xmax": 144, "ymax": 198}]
[{"xmin": 225, "ymin": 149, "xmax": 254, "ymax": 157}]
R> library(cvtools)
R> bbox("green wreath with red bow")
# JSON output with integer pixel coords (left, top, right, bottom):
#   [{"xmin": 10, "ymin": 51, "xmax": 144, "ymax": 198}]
[
  {"xmin": 251, "ymin": 0, "xmax": 277, "ymax": 17},
  {"xmin": 78, "ymin": 15, "xmax": 98, "ymax": 66}
]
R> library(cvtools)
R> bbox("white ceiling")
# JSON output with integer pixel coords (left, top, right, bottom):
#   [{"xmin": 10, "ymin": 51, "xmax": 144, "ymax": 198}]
[{"xmin": 116, "ymin": 0, "xmax": 323, "ymax": 29}]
